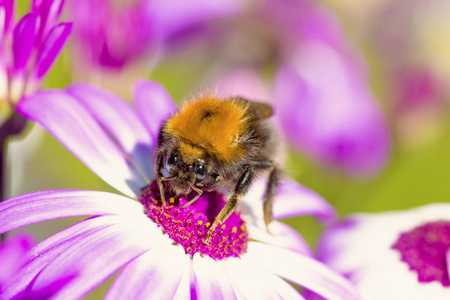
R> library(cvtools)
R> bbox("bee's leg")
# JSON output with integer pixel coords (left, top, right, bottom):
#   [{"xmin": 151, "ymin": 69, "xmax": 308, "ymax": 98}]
[
  {"xmin": 181, "ymin": 183, "xmax": 203, "ymax": 208},
  {"xmin": 249, "ymin": 160, "xmax": 281, "ymax": 231},
  {"xmin": 205, "ymin": 165, "xmax": 254, "ymax": 243},
  {"xmin": 262, "ymin": 165, "xmax": 281, "ymax": 230},
  {"xmin": 155, "ymin": 151, "xmax": 166, "ymax": 205}
]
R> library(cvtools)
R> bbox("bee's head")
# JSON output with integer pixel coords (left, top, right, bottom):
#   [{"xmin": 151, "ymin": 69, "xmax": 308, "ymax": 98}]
[{"xmin": 164, "ymin": 151, "xmax": 207, "ymax": 195}]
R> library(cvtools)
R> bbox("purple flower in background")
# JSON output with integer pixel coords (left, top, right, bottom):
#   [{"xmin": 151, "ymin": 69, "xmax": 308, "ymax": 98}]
[
  {"xmin": 318, "ymin": 204, "xmax": 450, "ymax": 300},
  {"xmin": 0, "ymin": 80, "xmax": 361, "ymax": 299},
  {"xmin": 0, "ymin": 232, "xmax": 34, "ymax": 293},
  {"xmin": 371, "ymin": 0, "xmax": 450, "ymax": 147},
  {"xmin": 328, "ymin": 0, "xmax": 450, "ymax": 147},
  {"xmin": 274, "ymin": 41, "xmax": 390, "ymax": 176},
  {"xmin": 270, "ymin": 1, "xmax": 390, "ymax": 176},
  {"xmin": 68, "ymin": 0, "xmax": 156, "ymax": 70},
  {"xmin": 69, "ymin": 0, "xmax": 247, "ymax": 71},
  {"xmin": 214, "ymin": 67, "xmax": 270, "ymax": 101},
  {"xmin": 207, "ymin": 0, "xmax": 391, "ymax": 176},
  {"xmin": 0, "ymin": 0, "xmax": 72, "ymax": 107}
]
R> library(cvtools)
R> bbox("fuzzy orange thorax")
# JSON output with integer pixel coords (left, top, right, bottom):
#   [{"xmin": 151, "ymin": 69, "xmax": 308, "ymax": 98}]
[{"xmin": 165, "ymin": 96, "xmax": 249, "ymax": 162}]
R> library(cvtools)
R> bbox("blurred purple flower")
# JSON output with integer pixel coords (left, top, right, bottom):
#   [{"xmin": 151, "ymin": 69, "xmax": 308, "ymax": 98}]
[
  {"xmin": 274, "ymin": 41, "xmax": 390, "ymax": 176},
  {"xmin": 317, "ymin": 204, "xmax": 450, "ymax": 300},
  {"xmin": 214, "ymin": 67, "xmax": 270, "ymax": 101},
  {"xmin": 0, "ymin": 79, "xmax": 360, "ymax": 299},
  {"xmin": 0, "ymin": 0, "xmax": 72, "ymax": 106},
  {"xmin": 209, "ymin": 0, "xmax": 391, "ymax": 176},
  {"xmin": 369, "ymin": 0, "xmax": 450, "ymax": 146},
  {"xmin": 393, "ymin": 67, "xmax": 442, "ymax": 114},
  {"xmin": 0, "ymin": 232, "xmax": 34, "ymax": 292},
  {"xmin": 69, "ymin": 0, "xmax": 247, "ymax": 71},
  {"xmin": 270, "ymin": 1, "xmax": 390, "ymax": 176}
]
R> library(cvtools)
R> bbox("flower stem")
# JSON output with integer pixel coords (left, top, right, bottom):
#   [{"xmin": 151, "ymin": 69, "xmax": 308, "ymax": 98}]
[
  {"xmin": 0, "ymin": 112, "xmax": 28, "ymax": 242},
  {"xmin": 0, "ymin": 137, "xmax": 5, "ymax": 242}
]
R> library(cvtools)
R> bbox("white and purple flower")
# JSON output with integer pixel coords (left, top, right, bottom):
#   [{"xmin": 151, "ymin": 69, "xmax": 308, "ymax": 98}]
[
  {"xmin": 0, "ymin": 80, "xmax": 361, "ymax": 299},
  {"xmin": 318, "ymin": 204, "xmax": 450, "ymax": 300}
]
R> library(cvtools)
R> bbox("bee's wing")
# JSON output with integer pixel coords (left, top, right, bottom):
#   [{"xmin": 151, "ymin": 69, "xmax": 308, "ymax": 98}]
[{"xmin": 234, "ymin": 97, "xmax": 273, "ymax": 121}]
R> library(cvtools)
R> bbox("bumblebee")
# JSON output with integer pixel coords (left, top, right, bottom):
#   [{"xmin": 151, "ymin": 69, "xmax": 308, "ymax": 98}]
[{"xmin": 155, "ymin": 95, "xmax": 281, "ymax": 243}]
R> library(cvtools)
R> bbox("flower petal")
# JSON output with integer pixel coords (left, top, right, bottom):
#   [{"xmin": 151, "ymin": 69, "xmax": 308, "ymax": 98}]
[
  {"xmin": 34, "ymin": 22, "xmax": 72, "ymax": 80},
  {"xmin": 221, "ymin": 257, "xmax": 302, "ymax": 299},
  {"xmin": 1, "ymin": 216, "xmax": 124, "ymax": 299},
  {"xmin": 246, "ymin": 242, "xmax": 361, "ymax": 300},
  {"xmin": 106, "ymin": 244, "xmax": 186, "ymax": 299},
  {"xmin": 0, "ymin": 232, "xmax": 34, "ymax": 287},
  {"xmin": 274, "ymin": 41, "xmax": 390, "ymax": 176},
  {"xmin": 0, "ymin": 0, "xmax": 14, "ymax": 34},
  {"xmin": 12, "ymin": 217, "xmax": 159, "ymax": 299},
  {"xmin": 237, "ymin": 257, "xmax": 306, "ymax": 300},
  {"xmin": 17, "ymin": 90, "xmax": 145, "ymax": 196},
  {"xmin": 192, "ymin": 255, "xmax": 236, "ymax": 300},
  {"xmin": 248, "ymin": 221, "xmax": 313, "ymax": 256},
  {"xmin": 318, "ymin": 204, "xmax": 450, "ymax": 280},
  {"xmin": 242, "ymin": 179, "xmax": 335, "ymax": 223},
  {"xmin": 214, "ymin": 67, "xmax": 270, "ymax": 101},
  {"xmin": 273, "ymin": 179, "xmax": 335, "ymax": 222},
  {"xmin": 67, "ymin": 83, "xmax": 155, "ymax": 181},
  {"xmin": 173, "ymin": 256, "xmax": 192, "ymax": 300},
  {"xmin": 133, "ymin": 79, "xmax": 178, "ymax": 141},
  {"xmin": 447, "ymin": 250, "xmax": 450, "ymax": 284},
  {"xmin": 152, "ymin": 0, "xmax": 245, "ymax": 39},
  {"xmin": 12, "ymin": 13, "xmax": 38, "ymax": 71},
  {"xmin": 0, "ymin": 190, "xmax": 144, "ymax": 235},
  {"xmin": 32, "ymin": 0, "xmax": 65, "ymax": 41}
]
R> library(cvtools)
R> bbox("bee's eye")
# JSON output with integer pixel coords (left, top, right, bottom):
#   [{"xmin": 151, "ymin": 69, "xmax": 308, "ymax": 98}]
[
  {"xmin": 166, "ymin": 154, "xmax": 178, "ymax": 173},
  {"xmin": 195, "ymin": 164, "xmax": 207, "ymax": 183}
]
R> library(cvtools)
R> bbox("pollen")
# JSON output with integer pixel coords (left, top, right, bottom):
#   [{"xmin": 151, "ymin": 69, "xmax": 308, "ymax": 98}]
[{"xmin": 139, "ymin": 180, "xmax": 248, "ymax": 260}]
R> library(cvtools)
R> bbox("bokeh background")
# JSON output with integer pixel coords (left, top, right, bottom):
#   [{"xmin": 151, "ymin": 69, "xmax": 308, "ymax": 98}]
[{"xmin": 5, "ymin": 0, "xmax": 450, "ymax": 297}]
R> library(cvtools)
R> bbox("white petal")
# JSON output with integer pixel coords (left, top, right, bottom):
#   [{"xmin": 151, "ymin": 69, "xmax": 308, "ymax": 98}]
[
  {"xmin": 241, "ymin": 179, "xmax": 334, "ymax": 224},
  {"xmin": 132, "ymin": 79, "xmax": 178, "ymax": 141},
  {"xmin": 248, "ymin": 221, "xmax": 313, "ymax": 256},
  {"xmin": 192, "ymin": 254, "xmax": 237, "ymax": 300},
  {"xmin": 319, "ymin": 204, "xmax": 450, "ymax": 274},
  {"xmin": 221, "ymin": 257, "xmax": 287, "ymax": 300},
  {"xmin": 18, "ymin": 90, "xmax": 145, "ymax": 197},
  {"xmin": 24, "ymin": 217, "xmax": 163, "ymax": 300},
  {"xmin": 106, "ymin": 244, "xmax": 187, "ymax": 299},
  {"xmin": 246, "ymin": 242, "xmax": 360, "ymax": 300},
  {"xmin": 318, "ymin": 205, "xmax": 450, "ymax": 300},
  {"xmin": 239, "ymin": 257, "xmax": 305, "ymax": 300},
  {"xmin": 173, "ymin": 255, "xmax": 193, "ymax": 300},
  {"xmin": 67, "ymin": 83, "xmax": 155, "ymax": 182}
]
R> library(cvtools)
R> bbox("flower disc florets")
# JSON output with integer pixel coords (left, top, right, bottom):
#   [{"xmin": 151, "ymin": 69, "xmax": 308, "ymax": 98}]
[
  {"xmin": 139, "ymin": 180, "xmax": 248, "ymax": 260},
  {"xmin": 392, "ymin": 220, "xmax": 450, "ymax": 286}
]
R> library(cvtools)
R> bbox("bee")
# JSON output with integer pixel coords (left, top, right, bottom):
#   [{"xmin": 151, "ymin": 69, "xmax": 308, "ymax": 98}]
[{"xmin": 155, "ymin": 95, "xmax": 281, "ymax": 243}]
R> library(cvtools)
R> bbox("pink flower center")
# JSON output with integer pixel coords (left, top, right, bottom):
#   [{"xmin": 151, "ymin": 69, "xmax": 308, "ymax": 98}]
[
  {"xmin": 392, "ymin": 220, "xmax": 450, "ymax": 286},
  {"xmin": 139, "ymin": 180, "xmax": 248, "ymax": 260}
]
